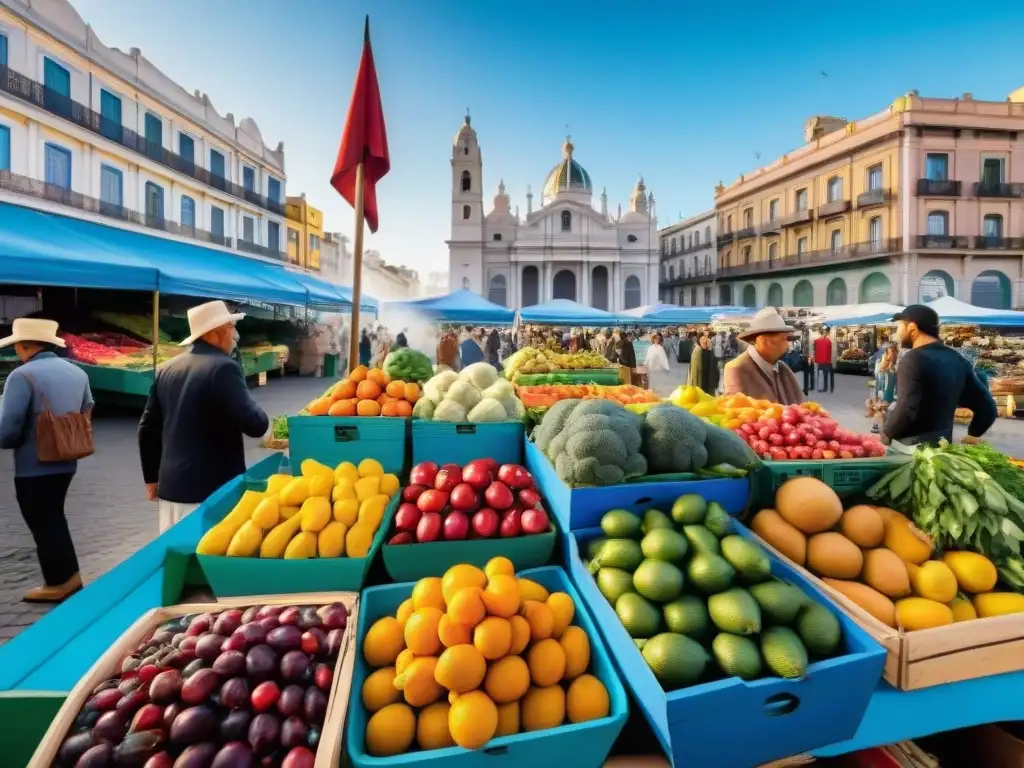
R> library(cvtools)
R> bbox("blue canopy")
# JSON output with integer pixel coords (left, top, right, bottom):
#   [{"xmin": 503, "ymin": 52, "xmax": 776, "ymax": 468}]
[
  {"xmin": 388, "ymin": 289, "xmax": 514, "ymax": 324},
  {"xmin": 621, "ymin": 303, "xmax": 750, "ymax": 325},
  {"xmin": 515, "ymin": 299, "xmax": 619, "ymax": 327},
  {"xmin": 284, "ymin": 269, "xmax": 378, "ymax": 314}
]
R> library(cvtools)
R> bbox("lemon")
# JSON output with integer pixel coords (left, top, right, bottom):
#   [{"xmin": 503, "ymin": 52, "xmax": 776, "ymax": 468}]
[
  {"xmin": 416, "ymin": 701, "xmax": 455, "ymax": 751},
  {"xmin": 448, "ymin": 690, "xmax": 498, "ymax": 750},
  {"xmin": 517, "ymin": 578, "xmax": 549, "ymax": 602},
  {"xmin": 357, "ymin": 458, "xmax": 384, "ymax": 478},
  {"xmin": 521, "ymin": 685, "xmax": 565, "ymax": 732},
  {"xmin": 396, "ymin": 598, "xmax": 415, "ymax": 629},
  {"xmin": 365, "ymin": 702, "xmax": 416, "ymax": 756},
  {"xmin": 435, "ymin": 644, "xmax": 487, "ymax": 693},
  {"xmin": 566, "ymin": 674, "xmax": 610, "ymax": 723},
  {"xmin": 484, "ymin": 655, "xmax": 531, "ymax": 704},
  {"xmin": 361, "ymin": 666, "xmax": 401, "ymax": 713},
  {"xmin": 363, "ymin": 617, "xmax": 405, "ymax": 668},
  {"xmin": 485, "ymin": 556, "xmax": 515, "ymax": 580},
  {"xmin": 379, "ymin": 473, "xmax": 400, "ymax": 498}
]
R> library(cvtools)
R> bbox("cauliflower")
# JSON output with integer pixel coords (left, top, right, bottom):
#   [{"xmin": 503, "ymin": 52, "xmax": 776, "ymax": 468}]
[
  {"xmin": 482, "ymin": 379, "xmax": 515, "ymax": 401},
  {"xmin": 641, "ymin": 404, "xmax": 709, "ymax": 474},
  {"xmin": 412, "ymin": 398, "xmax": 436, "ymax": 420},
  {"xmin": 510, "ymin": 398, "xmax": 526, "ymax": 421},
  {"xmin": 467, "ymin": 399, "xmax": 508, "ymax": 423},
  {"xmin": 433, "ymin": 400, "xmax": 468, "ymax": 423},
  {"xmin": 445, "ymin": 379, "xmax": 483, "ymax": 411},
  {"xmin": 460, "ymin": 362, "xmax": 498, "ymax": 390},
  {"xmin": 423, "ymin": 370, "xmax": 459, "ymax": 403}
]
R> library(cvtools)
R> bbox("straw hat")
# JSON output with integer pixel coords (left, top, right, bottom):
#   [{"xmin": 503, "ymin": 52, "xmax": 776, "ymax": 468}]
[
  {"xmin": 0, "ymin": 318, "xmax": 65, "ymax": 349},
  {"xmin": 180, "ymin": 300, "xmax": 244, "ymax": 346},
  {"xmin": 736, "ymin": 308, "xmax": 799, "ymax": 343}
]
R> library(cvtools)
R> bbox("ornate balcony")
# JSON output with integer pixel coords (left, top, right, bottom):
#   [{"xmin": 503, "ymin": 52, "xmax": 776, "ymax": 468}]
[
  {"xmin": 817, "ymin": 199, "xmax": 851, "ymax": 218},
  {"xmin": 714, "ymin": 238, "xmax": 899, "ymax": 279},
  {"xmin": 973, "ymin": 236, "xmax": 1024, "ymax": 250},
  {"xmin": 760, "ymin": 219, "xmax": 782, "ymax": 235},
  {"xmin": 916, "ymin": 179, "xmax": 961, "ymax": 197},
  {"xmin": 856, "ymin": 189, "xmax": 891, "ymax": 208},
  {"xmin": 915, "ymin": 235, "xmax": 969, "ymax": 249},
  {"xmin": 780, "ymin": 209, "xmax": 812, "ymax": 227},
  {"xmin": 716, "ymin": 232, "xmax": 735, "ymax": 247},
  {"xmin": 973, "ymin": 182, "xmax": 1024, "ymax": 198},
  {"xmin": 735, "ymin": 226, "xmax": 757, "ymax": 240}
]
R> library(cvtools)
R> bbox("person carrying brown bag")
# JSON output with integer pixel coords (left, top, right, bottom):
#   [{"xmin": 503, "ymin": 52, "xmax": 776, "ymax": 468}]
[{"xmin": 0, "ymin": 318, "xmax": 94, "ymax": 603}]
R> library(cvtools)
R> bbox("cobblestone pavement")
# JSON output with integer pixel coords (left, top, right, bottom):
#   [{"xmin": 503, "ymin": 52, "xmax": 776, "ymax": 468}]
[{"xmin": 0, "ymin": 376, "xmax": 328, "ymax": 645}]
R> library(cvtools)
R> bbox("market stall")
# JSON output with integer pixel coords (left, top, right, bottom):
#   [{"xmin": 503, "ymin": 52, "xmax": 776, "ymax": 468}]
[
  {"xmin": 386, "ymin": 288, "xmax": 515, "ymax": 325},
  {"xmin": 514, "ymin": 298, "xmax": 622, "ymax": 327}
]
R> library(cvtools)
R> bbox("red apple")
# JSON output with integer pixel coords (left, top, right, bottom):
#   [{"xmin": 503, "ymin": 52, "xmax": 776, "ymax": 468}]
[
  {"xmin": 434, "ymin": 468, "xmax": 461, "ymax": 493},
  {"xmin": 461, "ymin": 459, "xmax": 494, "ymax": 491},
  {"xmin": 409, "ymin": 462, "xmax": 438, "ymax": 487},
  {"xmin": 402, "ymin": 484, "xmax": 428, "ymax": 503},
  {"xmin": 517, "ymin": 487, "xmax": 542, "ymax": 509},
  {"xmin": 471, "ymin": 508, "xmax": 499, "ymax": 538},
  {"xmin": 416, "ymin": 489, "xmax": 448, "ymax": 515},
  {"xmin": 440, "ymin": 463, "xmax": 462, "ymax": 477},
  {"xmin": 520, "ymin": 506, "xmax": 549, "ymax": 535},
  {"xmin": 449, "ymin": 483, "xmax": 480, "ymax": 513},
  {"xmin": 395, "ymin": 503, "xmax": 422, "ymax": 532},
  {"xmin": 484, "ymin": 481, "xmax": 514, "ymax": 511},
  {"xmin": 443, "ymin": 511, "xmax": 470, "ymax": 540},
  {"xmin": 499, "ymin": 509, "xmax": 522, "ymax": 538},
  {"xmin": 416, "ymin": 512, "xmax": 442, "ymax": 543},
  {"xmin": 389, "ymin": 532, "xmax": 414, "ymax": 545},
  {"xmin": 478, "ymin": 458, "xmax": 499, "ymax": 475},
  {"xmin": 497, "ymin": 464, "xmax": 533, "ymax": 490}
]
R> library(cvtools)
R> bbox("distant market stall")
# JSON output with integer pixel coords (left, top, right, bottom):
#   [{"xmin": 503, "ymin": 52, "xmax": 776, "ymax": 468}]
[
  {"xmin": 385, "ymin": 288, "xmax": 515, "ymax": 325},
  {"xmin": 621, "ymin": 303, "xmax": 750, "ymax": 326},
  {"xmin": 515, "ymin": 298, "xmax": 621, "ymax": 327}
]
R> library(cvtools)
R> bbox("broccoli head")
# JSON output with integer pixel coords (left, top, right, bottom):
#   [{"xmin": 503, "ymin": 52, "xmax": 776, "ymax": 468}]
[{"xmin": 642, "ymin": 404, "xmax": 710, "ymax": 474}]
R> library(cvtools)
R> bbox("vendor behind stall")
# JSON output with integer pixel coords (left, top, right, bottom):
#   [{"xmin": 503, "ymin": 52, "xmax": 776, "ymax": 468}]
[{"xmin": 723, "ymin": 308, "xmax": 804, "ymax": 405}]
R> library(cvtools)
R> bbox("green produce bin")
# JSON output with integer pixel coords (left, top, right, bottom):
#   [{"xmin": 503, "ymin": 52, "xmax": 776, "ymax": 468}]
[
  {"xmin": 323, "ymin": 352, "xmax": 340, "ymax": 378},
  {"xmin": 381, "ymin": 527, "xmax": 556, "ymax": 581},
  {"xmin": 749, "ymin": 453, "xmax": 911, "ymax": 507},
  {"xmin": 287, "ymin": 415, "xmax": 408, "ymax": 474}
]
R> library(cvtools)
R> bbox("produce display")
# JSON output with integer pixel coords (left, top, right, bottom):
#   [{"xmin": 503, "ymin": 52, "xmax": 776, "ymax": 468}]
[
  {"xmin": 516, "ymin": 384, "xmax": 660, "ymax": 409},
  {"xmin": 387, "ymin": 460, "xmax": 549, "ymax": 545},
  {"xmin": 359, "ymin": 559, "xmax": 611, "ymax": 756},
  {"xmin": 670, "ymin": 387, "xmax": 828, "ymax": 430},
  {"xmin": 751, "ymin": 476, "xmax": 1023, "ymax": 630},
  {"xmin": 196, "ymin": 458, "xmax": 399, "ymax": 560},
  {"xmin": 382, "ymin": 348, "xmax": 434, "ymax": 384},
  {"xmin": 584, "ymin": 495, "xmax": 844, "ymax": 688},
  {"xmin": 503, "ymin": 347, "xmax": 612, "ymax": 382},
  {"xmin": 304, "ymin": 365, "xmax": 419, "ymax": 417},
  {"xmin": 51, "ymin": 601, "xmax": 350, "ymax": 766},
  {"xmin": 533, "ymin": 399, "xmax": 758, "ymax": 487},
  {"xmin": 732, "ymin": 404, "xmax": 887, "ymax": 461},
  {"xmin": 93, "ymin": 311, "xmax": 173, "ymax": 343},
  {"xmin": 942, "ymin": 326, "xmax": 1024, "ymax": 379},
  {"xmin": 412, "ymin": 363, "xmax": 525, "ymax": 423},
  {"xmin": 840, "ymin": 348, "xmax": 869, "ymax": 362}
]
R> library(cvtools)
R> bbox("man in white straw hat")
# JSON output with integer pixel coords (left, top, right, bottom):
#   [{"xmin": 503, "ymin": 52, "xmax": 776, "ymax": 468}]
[
  {"xmin": 0, "ymin": 316, "xmax": 93, "ymax": 602},
  {"xmin": 723, "ymin": 307, "xmax": 805, "ymax": 405},
  {"xmin": 138, "ymin": 300, "xmax": 269, "ymax": 532}
]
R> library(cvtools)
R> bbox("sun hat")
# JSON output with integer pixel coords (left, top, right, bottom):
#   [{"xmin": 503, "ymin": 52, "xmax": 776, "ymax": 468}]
[
  {"xmin": 736, "ymin": 307, "xmax": 799, "ymax": 343},
  {"xmin": 0, "ymin": 318, "xmax": 66, "ymax": 349},
  {"xmin": 180, "ymin": 300, "xmax": 245, "ymax": 346}
]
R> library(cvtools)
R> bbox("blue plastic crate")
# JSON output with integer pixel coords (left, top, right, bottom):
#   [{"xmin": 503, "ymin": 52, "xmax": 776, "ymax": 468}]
[
  {"xmin": 288, "ymin": 415, "xmax": 407, "ymax": 474},
  {"xmin": 566, "ymin": 522, "xmax": 886, "ymax": 767},
  {"xmin": 347, "ymin": 566, "xmax": 629, "ymax": 768},
  {"xmin": 411, "ymin": 421, "xmax": 524, "ymax": 467},
  {"xmin": 526, "ymin": 439, "xmax": 750, "ymax": 532}
]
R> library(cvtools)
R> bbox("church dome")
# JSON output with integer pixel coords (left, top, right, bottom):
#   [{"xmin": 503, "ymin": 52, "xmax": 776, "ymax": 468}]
[{"xmin": 542, "ymin": 137, "xmax": 592, "ymax": 202}]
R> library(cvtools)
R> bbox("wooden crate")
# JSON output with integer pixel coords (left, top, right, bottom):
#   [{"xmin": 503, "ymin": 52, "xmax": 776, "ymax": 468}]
[
  {"xmin": 29, "ymin": 591, "xmax": 359, "ymax": 768},
  {"xmin": 749, "ymin": 532, "xmax": 1024, "ymax": 691}
]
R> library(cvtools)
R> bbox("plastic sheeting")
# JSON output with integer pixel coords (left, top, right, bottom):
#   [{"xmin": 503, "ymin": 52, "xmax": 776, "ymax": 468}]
[
  {"xmin": 515, "ymin": 298, "xmax": 619, "ymax": 327},
  {"xmin": 388, "ymin": 289, "xmax": 515, "ymax": 324}
]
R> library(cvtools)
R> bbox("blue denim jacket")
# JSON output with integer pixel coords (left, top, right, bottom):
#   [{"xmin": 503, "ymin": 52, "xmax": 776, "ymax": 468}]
[{"xmin": 0, "ymin": 352, "xmax": 94, "ymax": 477}]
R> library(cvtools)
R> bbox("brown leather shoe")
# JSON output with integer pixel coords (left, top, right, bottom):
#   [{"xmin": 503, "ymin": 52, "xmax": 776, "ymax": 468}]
[{"xmin": 23, "ymin": 573, "xmax": 83, "ymax": 603}]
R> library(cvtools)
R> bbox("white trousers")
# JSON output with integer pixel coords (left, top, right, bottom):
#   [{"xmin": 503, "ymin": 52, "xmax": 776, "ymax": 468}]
[{"xmin": 158, "ymin": 500, "xmax": 199, "ymax": 533}]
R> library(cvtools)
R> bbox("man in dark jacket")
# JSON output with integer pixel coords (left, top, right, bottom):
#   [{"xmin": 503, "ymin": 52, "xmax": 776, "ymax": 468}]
[{"xmin": 138, "ymin": 301, "xmax": 269, "ymax": 532}]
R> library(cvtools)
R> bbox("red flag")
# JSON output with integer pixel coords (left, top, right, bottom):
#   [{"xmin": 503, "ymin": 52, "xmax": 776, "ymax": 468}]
[{"xmin": 331, "ymin": 16, "xmax": 390, "ymax": 233}]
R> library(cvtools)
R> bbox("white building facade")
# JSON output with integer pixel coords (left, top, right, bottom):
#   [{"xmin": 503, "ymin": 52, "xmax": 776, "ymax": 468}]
[
  {"xmin": 446, "ymin": 116, "xmax": 659, "ymax": 312},
  {"xmin": 0, "ymin": 0, "xmax": 288, "ymax": 261},
  {"xmin": 321, "ymin": 233, "xmax": 423, "ymax": 302},
  {"xmin": 658, "ymin": 210, "xmax": 718, "ymax": 306}
]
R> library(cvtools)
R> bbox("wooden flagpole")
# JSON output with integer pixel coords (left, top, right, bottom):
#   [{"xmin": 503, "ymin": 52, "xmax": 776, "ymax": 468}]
[{"xmin": 347, "ymin": 158, "xmax": 366, "ymax": 373}]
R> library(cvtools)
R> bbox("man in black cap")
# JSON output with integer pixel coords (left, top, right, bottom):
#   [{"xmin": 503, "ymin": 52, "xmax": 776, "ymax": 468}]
[{"xmin": 883, "ymin": 304, "xmax": 997, "ymax": 446}]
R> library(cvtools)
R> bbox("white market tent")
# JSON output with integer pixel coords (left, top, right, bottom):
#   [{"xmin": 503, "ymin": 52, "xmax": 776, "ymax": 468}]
[
  {"xmin": 923, "ymin": 296, "xmax": 1024, "ymax": 327},
  {"xmin": 813, "ymin": 303, "xmax": 905, "ymax": 327}
]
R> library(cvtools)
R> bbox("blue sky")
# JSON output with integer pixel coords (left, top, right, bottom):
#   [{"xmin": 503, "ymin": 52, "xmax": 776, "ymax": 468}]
[{"xmin": 71, "ymin": 0, "xmax": 1024, "ymax": 283}]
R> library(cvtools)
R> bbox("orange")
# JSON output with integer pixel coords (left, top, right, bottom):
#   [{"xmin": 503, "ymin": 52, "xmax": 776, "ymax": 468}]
[
  {"xmin": 349, "ymin": 364, "xmax": 369, "ymax": 382},
  {"xmin": 521, "ymin": 600, "xmax": 554, "ymax": 641},
  {"xmin": 377, "ymin": 393, "xmax": 396, "ymax": 406},
  {"xmin": 566, "ymin": 675, "xmax": 610, "ymax": 723},
  {"xmin": 517, "ymin": 578, "xmax": 549, "ymax": 603},
  {"xmin": 396, "ymin": 598, "xmax": 415, "ymax": 629},
  {"xmin": 412, "ymin": 577, "xmax": 446, "ymax": 611},
  {"xmin": 396, "ymin": 400, "xmax": 413, "ymax": 417},
  {"xmin": 508, "ymin": 615, "xmax": 531, "ymax": 655},
  {"xmin": 381, "ymin": 401, "xmax": 401, "ymax": 417},
  {"xmin": 334, "ymin": 379, "xmax": 357, "ymax": 399},
  {"xmin": 363, "ymin": 616, "xmax": 405, "ymax": 668},
  {"xmin": 395, "ymin": 648, "xmax": 416, "ymax": 675},
  {"xmin": 357, "ymin": 379, "xmax": 382, "ymax": 400},
  {"xmin": 405, "ymin": 607, "xmax": 444, "ymax": 656},
  {"xmin": 438, "ymin": 614, "xmax": 472, "ymax": 647},
  {"xmin": 482, "ymin": 575, "xmax": 521, "ymax": 618},
  {"xmin": 328, "ymin": 399, "xmax": 356, "ymax": 417},
  {"xmin": 367, "ymin": 367, "xmax": 390, "ymax": 386},
  {"xmin": 435, "ymin": 644, "xmax": 487, "ymax": 693},
  {"xmin": 527, "ymin": 638, "xmax": 566, "ymax": 686},
  {"xmin": 546, "ymin": 593, "xmax": 575, "ymax": 638},
  {"xmin": 447, "ymin": 587, "xmax": 486, "ymax": 627},
  {"xmin": 393, "ymin": 656, "xmax": 443, "ymax": 707},
  {"xmin": 448, "ymin": 691, "xmax": 498, "ymax": 750},
  {"xmin": 361, "ymin": 666, "xmax": 401, "ymax": 712},
  {"xmin": 473, "ymin": 617, "xmax": 513, "ymax": 660},
  {"xmin": 346, "ymin": 397, "xmax": 360, "ymax": 411},
  {"xmin": 404, "ymin": 382, "xmax": 421, "ymax": 402},
  {"xmin": 442, "ymin": 564, "xmax": 488, "ymax": 604},
  {"xmin": 386, "ymin": 380, "xmax": 406, "ymax": 399},
  {"xmin": 307, "ymin": 397, "xmax": 331, "ymax": 416},
  {"xmin": 520, "ymin": 685, "xmax": 565, "ymax": 732},
  {"xmin": 415, "ymin": 701, "xmax": 454, "ymax": 751},
  {"xmin": 484, "ymin": 655, "xmax": 531, "ymax": 704},
  {"xmin": 485, "ymin": 556, "xmax": 515, "ymax": 580},
  {"xmin": 356, "ymin": 400, "xmax": 381, "ymax": 416},
  {"xmin": 558, "ymin": 625, "xmax": 591, "ymax": 679},
  {"xmin": 495, "ymin": 701, "xmax": 520, "ymax": 737}
]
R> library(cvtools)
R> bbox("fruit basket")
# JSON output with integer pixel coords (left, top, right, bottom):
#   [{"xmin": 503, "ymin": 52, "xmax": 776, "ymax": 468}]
[
  {"xmin": 381, "ymin": 460, "xmax": 556, "ymax": 581},
  {"xmin": 346, "ymin": 566, "xmax": 628, "ymax": 768},
  {"xmin": 29, "ymin": 592, "xmax": 359, "ymax": 768},
  {"xmin": 288, "ymin": 416, "xmax": 408, "ymax": 476},
  {"xmin": 748, "ymin": 454, "xmax": 911, "ymax": 507},
  {"xmin": 565, "ymin": 499, "xmax": 885, "ymax": 767},
  {"xmin": 525, "ymin": 439, "xmax": 750, "ymax": 532},
  {"xmin": 411, "ymin": 421, "xmax": 525, "ymax": 467}
]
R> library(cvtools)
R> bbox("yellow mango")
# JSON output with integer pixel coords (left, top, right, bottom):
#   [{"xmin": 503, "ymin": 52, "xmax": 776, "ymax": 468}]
[
  {"xmin": 949, "ymin": 595, "xmax": 978, "ymax": 622},
  {"xmin": 279, "ymin": 505, "xmax": 301, "ymax": 520},
  {"xmin": 942, "ymin": 551, "xmax": 998, "ymax": 593},
  {"xmin": 346, "ymin": 521, "xmax": 375, "ymax": 558},
  {"xmin": 196, "ymin": 490, "xmax": 265, "ymax": 555},
  {"xmin": 882, "ymin": 512, "xmax": 934, "ymax": 565},
  {"xmin": 359, "ymin": 494, "xmax": 390, "ymax": 531},
  {"xmin": 972, "ymin": 592, "xmax": 1024, "ymax": 618},
  {"xmin": 299, "ymin": 496, "xmax": 332, "ymax": 533},
  {"xmin": 332, "ymin": 482, "xmax": 356, "ymax": 503},
  {"xmin": 266, "ymin": 474, "xmax": 292, "ymax": 495},
  {"xmin": 334, "ymin": 498, "xmax": 359, "ymax": 527},
  {"xmin": 301, "ymin": 458, "xmax": 335, "ymax": 480},
  {"xmin": 308, "ymin": 474, "xmax": 334, "ymax": 499},
  {"xmin": 358, "ymin": 458, "xmax": 384, "ymax": 478},
  {"xmin": 284, "ymin": 531, "xmax": 318, "ymax": 559},
  {"xmin": 335, "ymin": 461, "xmax": 360, "ymax": 484},
  {"xmin": 226, "ymin": 520, "xmax": 264, "ymax": 558},
  {"xmin": 379, "ymin": 474, "xmax": 400, "ymax": 498},
  {"xmin": 259, "ymin": 514, "xmax": 303, "ymax": 558},
  {"xmin": 279, "ymin": 477, "xmax": 311, "ymax": 507},
  {"xmin": 251, "ymin": 497, "xmax": 281, "ymax": 530},
  {"xmin": 355, "ymin": 476, "xmax": 381, "ymax": 502},
  {"xmin": 895, "ymin": 597, "xmax": 954, "ymax": 631},
  {"xmin": 318, "ymin": 521, "xmax": 347, "ymax": 557},
  {"xmin": 907, "ymin": 561, "xmax": 957, "ymax": 603}
]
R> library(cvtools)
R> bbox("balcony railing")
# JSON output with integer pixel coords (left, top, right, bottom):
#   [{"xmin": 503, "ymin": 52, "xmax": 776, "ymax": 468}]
[
  {"xmin": 856, "ymin": 189, "xmax": 890, "ymax": 208},
  {"xmin": 715, "ymin": 238, "xmax": 899, "ymax": 279},
  {"xmin": 915, "ymin": 234, "xmax": 969, "ymax": 249},
  {"xmin": 716, "ymin": 232, "xmax": 735, "ymax": 247},
  {"xmin": 817, "ymin": 199, "xmax": 851, "ymax": 217},
  {"xmin": 916, "ymin": 179, "xmax": 961, "ymax": 197},
  {"xmin": 780, "ymin": 209, "xmax": 812, "ymax": 227},
  {"xmin": 735, "ymin": 226, "xmax": 757, "ymax": 240},
  {"xmin": 760, "ymin": 218, "xmax": 782, "ymax": 235},
  {"xmin": 0, "ymin": 64, "xmax": 289, "ymax": 219},
  {"xmin": 973, "ymin": 182, "xmax": 1024, "ymax": 198},
  {"xmin": 973, "ymin": 235, "xmax": 1024, "ymax": 250},
  {"xmin": 0, "ymin": 169, "xmax": 287, "ymax": 262}
]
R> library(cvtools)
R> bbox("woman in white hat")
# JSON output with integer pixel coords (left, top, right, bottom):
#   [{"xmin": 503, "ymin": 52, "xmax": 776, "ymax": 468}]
[
  {"xmin": 137, "ymin": 300, "xmax": 269, "ymax": 532},
  {"xmin": 723, "ymin": 308, "xmax": 805, "ymax": 405},
  {"xmin": 0, "ymin": 316, "xmax": 93, "ymax": 602}
]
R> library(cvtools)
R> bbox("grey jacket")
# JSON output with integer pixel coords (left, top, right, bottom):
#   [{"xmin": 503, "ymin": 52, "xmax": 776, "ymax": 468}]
[{"xmin": 0, "ymin": 351, "xmax": 94, "ymax": 477}]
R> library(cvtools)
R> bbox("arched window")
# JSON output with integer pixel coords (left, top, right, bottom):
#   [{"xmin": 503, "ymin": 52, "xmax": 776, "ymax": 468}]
[
  {"xmin": 668, "ymin": 265, "xmax": 675, "ymax": 279},
  {"xmin": 826, "ymin": 277, "xmax": 847, "ymax": 305},
  {"xmin": 983, "ymin": 214, "xmax": 1003, "ymax": 239},
  {"xmin": 767, "ymin": 243, "xmax": 778, "ymax": 261},
  {"xmin": 742, "ymin": 284, "xmax": 756, "ymax": 307},
  {"xmin": 793, "ymin": 279, "xmax": 814, "ymax": 307},
  {"xmin": 688, "ymin": 234, "xmax": 693, "ymax": 248},
  {"xmin": 919, "ymin": 270, "xmax": 954, "ymax": 302},
  {"xmin": 927, "ymin": 211, "xmax": 948, "ymax": 236},
  {"xmin": 767, "ymin": 283, "xmax": 783, "ymax": 307},
  {"xmin": 461, "ymin": 171, "xmax": 471, "ymax": 192},
  {"xmin": 743, "ymin": 208, "xmax": 753, "ymax": 227},
  {"xmin": 694, "ymin": 231, "xmax": 701, "ymax": 247},
  {"xmin": 553, "ymin": 269, "xmax": 576, "ymax": 301},
  {"xmin": 704, "ymin": 254, "xmax": 711, "ymax": 273},
  {"xmin": 742, "ymin": 246, "xmax": 751, "ymax": 264},
  {"xmin": 463, "ymin": 146, "xmax": 469, "ymax": 156},
  {"xmin": 972, "ymin": 270, "xmax": 1011, "ymax": 309},
  {"xmin": 492, "ymin": 233, "xmax": 502, "ymax": 241},
  {"xmin": 693, "ymin": 256, "xmax": 698, "ymax": 275},
  {"xmin": 521, "ymin": 266, "xmax": 539, "ymax": 306},
  {"xmin": 488, "ymin": 274, "xmax": 507, "ymax": 307},
  {"xmin": 859, "ymin": 272, "xmax": 892, "ymax": 303},
  {"xmin": 671, "ymin": 238, "xmax": 677, "ymax": 254},
  {"xmin": 704, "ymin": 225, "xmax": 711, "ymax": 242},
  {"xmin": 869, "ymin": 217, "xmax": 882, "ymax": 247},
  {"xmin": 462, "ymin": 277, "xmax": 470, "ymax": 290},
  {"xmin": 462, "ymin": 205, "xmax": 471, "ymax": 220},
  {"xmin": 561, "ymin": 210, "xmax": 571, "ymax": 231},
  {"xmin": 827, "ymin": 176, "xmax": 843, "ymax": 202},
  {"xmin": 624, "ymin": 275, "xmax": 641, "ymax": 309},
  {"xmin": 591, "ymin": 265, "xmax": 609, "ymax": 310},
  {"xmin": 830, "ymin": 229, "xmax": 842, "ymax": 252}
]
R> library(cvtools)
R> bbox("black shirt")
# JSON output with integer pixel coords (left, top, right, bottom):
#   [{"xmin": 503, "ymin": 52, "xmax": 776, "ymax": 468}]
[{"xmin": 883, "ymin": 341, "xmax": 997, "ymax": 444}]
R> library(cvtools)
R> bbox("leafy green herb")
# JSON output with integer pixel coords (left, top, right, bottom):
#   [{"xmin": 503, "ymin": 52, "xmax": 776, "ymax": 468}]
[{"xmin": 271, "ymin": 415, "xmax": 289, "ymax": 440}]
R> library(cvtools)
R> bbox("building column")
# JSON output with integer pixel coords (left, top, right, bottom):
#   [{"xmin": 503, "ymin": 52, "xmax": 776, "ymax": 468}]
[
  {"xmin": 508, "ymin": 261, "xmax": 518, "ymax": 309},
  {"xmin": 27, "ymin": 122, "xmax": 40, "ymax": 179},
  {"xmin": 956, "ymin": 254, "xmax": 974, "ymax": 301},
  {"xmin": 580, "ymin": 261, "xmax": 590, "ymax": 306},
  {"xmin": 611, "ymin": 262, "xmax": 621, "ymax": 312},
  {"xmin": 543, "ymin": 261, "xmax": 553, "ymax": 302}
]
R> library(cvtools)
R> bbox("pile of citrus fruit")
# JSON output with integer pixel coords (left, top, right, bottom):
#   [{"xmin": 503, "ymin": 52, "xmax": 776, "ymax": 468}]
[
  {"xmin": 360, "ymin": 559, "xmax": 611, "ymax": 756},
  {"xmin": 305, "ymin": 365, "xmax": 421, "ymax": 418}
]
